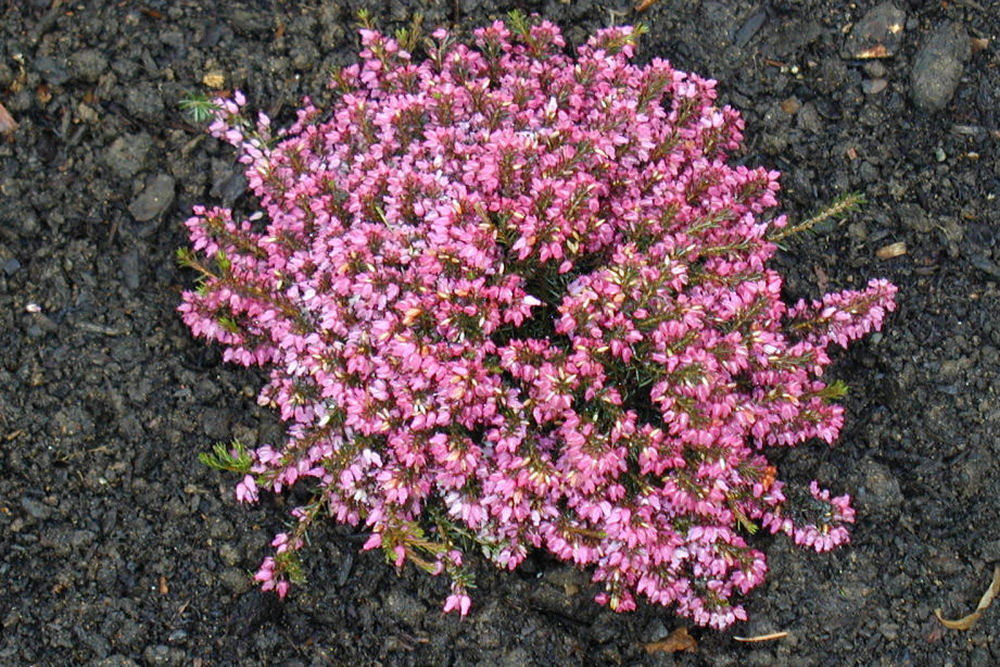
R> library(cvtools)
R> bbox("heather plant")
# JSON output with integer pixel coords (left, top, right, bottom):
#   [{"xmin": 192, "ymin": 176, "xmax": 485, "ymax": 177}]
[{"xmin": 179, "ymin": 14, "xmax": 896, "ymax": 629}]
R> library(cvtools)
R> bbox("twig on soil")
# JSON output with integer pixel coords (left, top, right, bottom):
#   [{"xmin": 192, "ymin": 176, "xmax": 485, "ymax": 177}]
[
  {"xmin": 935, "ymin": 565, "xmax": 1000, "ymax": 630},
  {"xmin": 733, "ymin": 631, "xmax": 789, "ymax": 642},
  {"xmin": 768, "ymin": 192, "xmax": 864, "ymax": 243}
]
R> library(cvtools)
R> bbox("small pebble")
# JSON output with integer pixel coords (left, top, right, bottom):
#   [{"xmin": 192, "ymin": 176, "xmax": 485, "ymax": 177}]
[
  {"xmin": 33, "ymin": 55, "xmax": 70, "ymax": 85},
  {"xmin": 911, "ymin": 22, "xmax": 971, "ymax": 111},
  {"xmin": 843, "ymin": 1, "xmax": 906, "ymax": 59},
  {"xmin": 128, "ymin": 174, "xmax": 175, "ymax": 222},
  {"xmin": 105, "ymin": 133, "xmax": 153, "ymax": 180},
  {"xmin": 863, "ymin": 61, "xmax": 887, "ymax": 78},
  {"xmin": 68, "ymin": 48, "xmax": 108, "ymax": 82},
  {"xmin": 120, "ymin": 245, "xmax": 141, "ymax": 291},
  {"xmin": 20, "ymin": 496, "xmax": 52, "ymax": 521},
  {"xmin": 166, "ymin": 630, "xmax": 188, "ymax": 644},
  {"xmin": 853, "ymin": 459, "xmax": 903, "ymax": 522},
  {"xmin": 780, "ymin": 97, "xmax": 801, "ymax": 115},
  {"xmin": 795, "ymin": 103, "xmax": 823, "ymax": 133},
  {"xmin": 862, "ymin": 78, "xmax": 888, "ymax": 95}
]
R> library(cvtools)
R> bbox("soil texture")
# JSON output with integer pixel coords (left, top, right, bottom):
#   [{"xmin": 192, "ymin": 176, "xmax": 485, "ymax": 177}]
[{"xmin": 1, "ymin": 1, "xmax": 999, "ymax": 665}]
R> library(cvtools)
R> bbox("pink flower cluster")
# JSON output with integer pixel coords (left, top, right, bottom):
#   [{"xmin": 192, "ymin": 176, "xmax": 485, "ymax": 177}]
[{"xmin": 179, "ymin": 17, "xmax": 896, "ymax": 629}]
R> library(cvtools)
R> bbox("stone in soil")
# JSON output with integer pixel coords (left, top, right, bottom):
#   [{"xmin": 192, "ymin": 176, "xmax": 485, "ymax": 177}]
[
  {"xmin": 105, "ymin": 133, "xmax": 153, "ymax": 180},
  {"xmin": 842, "ymin": 1, "xmax": 906, "ymax": 59},
  {"xmin": 128, "ymin": 173, "xmax": 175, "ymax": 222},
  {"xmin": 911, "ymin": 21, "xmax": 972, "ymax": 112}
]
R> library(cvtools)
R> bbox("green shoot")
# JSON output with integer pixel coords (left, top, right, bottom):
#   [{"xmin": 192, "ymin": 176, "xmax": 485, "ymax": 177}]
[
  {"xmin": 199, "ymin": 440, "xmax": 253, "ymax": 473},
  {"xmin": 179, "ymin": 92, "xmax": 220, "ymax": 124},
  {"xmin": 768, "ymin": 192, "xmax": 865, "ymax": 243}
]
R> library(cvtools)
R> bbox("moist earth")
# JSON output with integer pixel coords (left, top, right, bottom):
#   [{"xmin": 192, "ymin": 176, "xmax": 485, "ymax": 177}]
[{"xmin": 1, "ymin": 1, "xmax": 998, "ymax": 665}]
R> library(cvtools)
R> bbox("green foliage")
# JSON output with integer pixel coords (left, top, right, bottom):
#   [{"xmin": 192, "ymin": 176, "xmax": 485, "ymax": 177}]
[
  {"xmin": 215, "ymin": 250, "xmax": 231, "ymax": 272},
  {"xmin": 394, "ymin": 14, "xmax": 423, "ymax": 53},
  {"xmin": 176, "ymin": 247, "xmax": 195, "ymax": 268},
  {"xmin": 217, "ymin": 316, "xmax": 240, "ymax": 334},
  {"xmin": 818, "ymin": 379, "xmax": 849, "ymax": 400},
  {"xmin": 275, "ymin": 549, "xmax": 306, "ymax": 584},
  {"xmin": 506, "ymin": 9, "xmax": 532, "ymax": 37},
  {"xmin": 769, "ymin": 192, "xmax": 866, "ymax": 243},
  {"xmin": 179, "ymin": 92, "xmax": 219, "ymax": 124},
  {"xmin": 356, "ymin": 8, "xmax": 373, "ymax": 30},
  {"xmin": 199, "ymin": 440, "xmax": 253, "ymax": 473}
]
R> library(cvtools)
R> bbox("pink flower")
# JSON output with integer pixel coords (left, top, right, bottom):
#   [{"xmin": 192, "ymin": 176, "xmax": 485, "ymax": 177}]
[
  {"xmin": 443, "ymin": 591, "xmax": 472, "ymax": 617},
  {"xmin": 235, "ymin": 474, "xmax": 259, "ymax": 504},
  {"xmin": 182, "ymin": 15, "xmax": 895, "ymax": 630}
]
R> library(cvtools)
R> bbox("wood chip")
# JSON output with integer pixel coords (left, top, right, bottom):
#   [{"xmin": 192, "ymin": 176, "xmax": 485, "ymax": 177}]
[
  {"xmin": 876, "ymin": 241, "xmax": 907, "ymax": 259},
  {"xmin": 643, "ymin": 626, "xmax": 697, "ymax": 654},
  {"xmin": 0, "ymin": 102, "xmax": 16, "ymax": 134}
]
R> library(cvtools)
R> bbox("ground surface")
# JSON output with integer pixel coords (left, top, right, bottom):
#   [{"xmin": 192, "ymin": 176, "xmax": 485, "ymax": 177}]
[{"xmin": 1, "ymin": 1, "xmax": 999, "ymax": 665}]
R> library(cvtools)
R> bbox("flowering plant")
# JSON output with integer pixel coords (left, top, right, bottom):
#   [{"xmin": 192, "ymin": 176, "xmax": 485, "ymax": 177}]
[{"xmin": 179, "ymin": 14, "xmax": 895, "ymax": 629}]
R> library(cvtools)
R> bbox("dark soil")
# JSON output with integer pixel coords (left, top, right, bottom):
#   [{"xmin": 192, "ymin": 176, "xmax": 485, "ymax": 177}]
[{"xmin": 2, "ymin": 1, "xmax": 998, "ymax": 665}]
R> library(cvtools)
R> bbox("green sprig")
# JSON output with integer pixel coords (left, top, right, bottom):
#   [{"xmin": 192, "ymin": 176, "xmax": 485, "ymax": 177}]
[
  {"xmin": 199, "ymin": 440, "xmax": 253, "ymax": 473},
  {"xmin": 179, "ymin": 92, "xmax": 220, "ymax": 124},
  {"xmin": 768, "ymin": 192, "xmax": 865, "ymax": 243}
]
